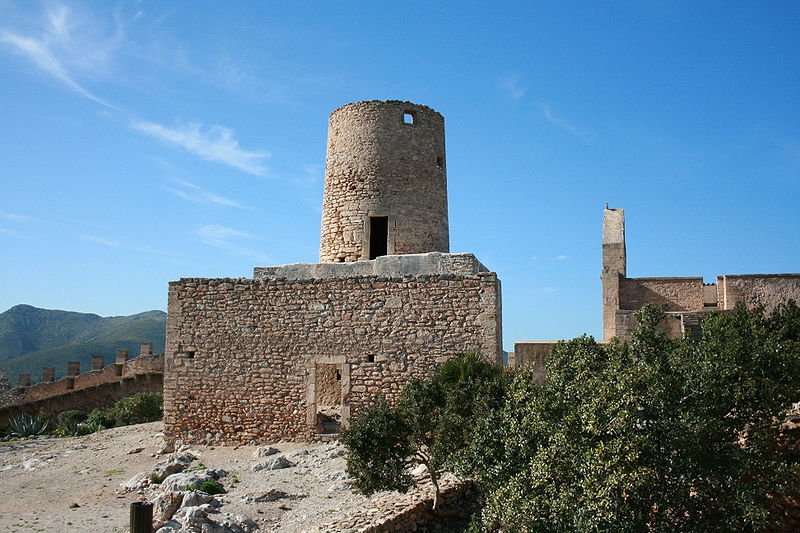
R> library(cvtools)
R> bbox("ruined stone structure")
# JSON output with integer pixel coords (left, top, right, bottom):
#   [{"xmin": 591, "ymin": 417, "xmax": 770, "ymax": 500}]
[
  {"xmin": 165, "ymin": 101, "xmax": 502, "ymax": 445},
  {"xmin": 602, "ymin": 206, "xmax": 800, "ymax": 341}
]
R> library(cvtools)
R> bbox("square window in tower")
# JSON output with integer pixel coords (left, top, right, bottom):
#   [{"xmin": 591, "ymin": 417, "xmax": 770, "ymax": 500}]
[{"xmin": 369, "ymin": 216, "xmax": 388, "ymax": 259}]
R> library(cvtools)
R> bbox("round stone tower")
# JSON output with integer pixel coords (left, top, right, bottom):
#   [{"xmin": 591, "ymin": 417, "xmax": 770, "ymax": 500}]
[{"xmin": 319, "ymin": 100, "xmax": 449, "ymax": 262}]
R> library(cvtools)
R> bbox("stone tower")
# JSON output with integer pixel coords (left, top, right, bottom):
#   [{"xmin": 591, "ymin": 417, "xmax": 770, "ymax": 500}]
[
  {"xmin": 601, "ymin": 206, "xmax": 626, "ymax": 341},
  {"xmin": 319, "ymin": 100, "xmax": 450, "ymax": 262}
]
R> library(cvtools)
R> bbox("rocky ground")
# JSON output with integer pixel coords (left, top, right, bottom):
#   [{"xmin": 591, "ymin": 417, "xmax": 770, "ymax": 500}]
[{"xmin": 0, "ymin": 422, "xmax": 404, "ymax": 532}]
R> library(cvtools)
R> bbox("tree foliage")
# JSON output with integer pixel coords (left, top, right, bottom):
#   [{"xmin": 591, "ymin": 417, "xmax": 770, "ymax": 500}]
[
  {"xmin": 341, "ymin": 351, "xmax": 505, "ymax": 508},
  {"xmin": 467, "ymin": 303, "xmax": 800, "ymax": 532}
]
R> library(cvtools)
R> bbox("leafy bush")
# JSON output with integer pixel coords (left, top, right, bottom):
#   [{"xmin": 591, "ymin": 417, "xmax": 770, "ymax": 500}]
[
  {"xmin": 106, "ymin": 392, "xmax": 163, "ymax": 426},
  {"xmin": 55, "ymin": 410, "xmax": 87, "ymax": 435},
  {"xmin": 469, "ymin": 303, "xmax": 800, "ymax": 532},
  {"xmin": 196, "ymin": 480, "xmax": 225, "ymax": 495},
  {"xmin": 86, "ymin": 408, "xmax": 115, "ymax": 429},
  {"xmin": 9, "ymin": 413, "xmax": 49, "ymax": 437},
  {"xmin": 341, "ymin": 352, "xmax": 506, "ymax": 508}
]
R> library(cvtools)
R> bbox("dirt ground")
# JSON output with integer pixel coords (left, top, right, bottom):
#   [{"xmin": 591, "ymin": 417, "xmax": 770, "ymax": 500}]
[{"xmin": 0, "ymin": 422, "xmax": 376, "ymax": 532}]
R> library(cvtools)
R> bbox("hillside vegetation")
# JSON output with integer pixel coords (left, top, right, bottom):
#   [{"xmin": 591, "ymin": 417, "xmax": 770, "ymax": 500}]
[{"xmin": 0, "ymin": 305, "xmax": 165, "ymax": 383}]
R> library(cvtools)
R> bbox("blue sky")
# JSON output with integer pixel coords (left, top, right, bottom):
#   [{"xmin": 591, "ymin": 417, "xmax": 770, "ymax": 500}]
[{"xmin": 1, "ymin": 1, "xmax": 798, "ymax": 350}]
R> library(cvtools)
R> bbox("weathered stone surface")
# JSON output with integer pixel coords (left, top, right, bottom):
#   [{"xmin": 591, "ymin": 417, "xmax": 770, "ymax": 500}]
[
  {"xmin": 164, "ymin": 268, "xmax": 502, "ymax": 445},
  {"xmin": 252, "ymin": 455, "xmax": 294, "ymax": 472},
  {"xmin": 319, "ymin": 100, "xmax": 449, "ymax": 263}
]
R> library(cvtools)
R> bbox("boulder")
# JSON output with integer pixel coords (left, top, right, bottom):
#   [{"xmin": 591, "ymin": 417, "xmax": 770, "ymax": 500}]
[
  {"xmin": 152, "ymin": 491, "xmax": 184, "ymax": 522},
  {"xmin": 252, "ymin": 455, "xmax": 295, "ymax": 472}
]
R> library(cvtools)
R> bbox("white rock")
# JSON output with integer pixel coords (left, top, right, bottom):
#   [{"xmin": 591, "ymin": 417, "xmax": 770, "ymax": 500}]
[
  {"xmin": 121, "ymin": 472, "xmax": 149, "ymax": 491},
  {"xmin": 151, "ymin": 491, "xmax": 184, "ymax": 522},
  {"xmin": 252, "ymin": 455, "xmax": 295, "ymax": 472},
  {"xmin": 161, "ymin": 471, "xmax": 213, "ymax": 492},
  {"xmin": 252, "ymin": 446, "xmax": 279, "ymax": 458}
]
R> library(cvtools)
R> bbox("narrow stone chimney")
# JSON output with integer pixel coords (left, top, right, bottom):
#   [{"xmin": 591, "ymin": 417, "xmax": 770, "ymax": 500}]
[
  {"xmin": 18, "ymin": 373, "xmax": 31, "ymax": 387},
  {"xmin": 91, "ymin": 355, "xmax": 105, "ymax": 371},
  {"xmin": 139, "ymin": 342, "xmax": 154, "ymax": 357},
  {"xmin": 116, "ymin": 348, "xmax": 129, "ymax": 365}
]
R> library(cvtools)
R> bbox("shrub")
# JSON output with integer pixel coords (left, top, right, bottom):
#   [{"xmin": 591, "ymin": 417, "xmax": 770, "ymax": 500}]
[
  {"xmin": 86, "ymin": 408, "xmax": 115, "ymax": 429},
  {"xmin": 473, "ymin": 303, "xmax": 800, "ymax": 532},
  {"xmin": 196, "ymin": 480, "xmax": 225, "ymax": 495},
  {"xmin": 107, "ymin": 392, "xmax": 163, "ymax": 426},
  {"xmin": 9, "ymin": 413, "xmax": 49, "ymax": 437},
  {"xmin": 341, "ymin": 352, "xmax": 506, "ymax": 509}
]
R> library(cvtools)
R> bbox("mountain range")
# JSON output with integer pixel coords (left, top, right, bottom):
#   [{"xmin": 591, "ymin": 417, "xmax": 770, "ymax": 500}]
[{"xmin": 0, "ymin": 304, "xmax": 166, "ymax": 384}]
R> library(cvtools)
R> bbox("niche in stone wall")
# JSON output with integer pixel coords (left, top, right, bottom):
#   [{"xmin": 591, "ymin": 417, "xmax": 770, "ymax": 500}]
[{"xmin": 315, "ymin": 363, "xmax": 343, "ymax": 434}]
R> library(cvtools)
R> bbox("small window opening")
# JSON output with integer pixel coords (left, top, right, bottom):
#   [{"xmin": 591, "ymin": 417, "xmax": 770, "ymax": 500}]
[
  {"xmin": 369, "ymin": 216, "xmax": 388, "ymax": 259},
  {"xmin": 367, "ymin": 354, "xmax": 375, "ymax": 363},
  {"xmin": 403, "ymin": 111, "xmax": 415, "ymax": 125},
  {"xmin": 336, "ymin": 370, "xmax": 341, "ymax": 381},
  {"xmin": 436, "ymin": 156, "xmax": 444, "ymax": 168}
]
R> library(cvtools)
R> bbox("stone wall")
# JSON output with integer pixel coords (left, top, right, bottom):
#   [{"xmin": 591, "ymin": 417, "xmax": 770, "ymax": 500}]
[
  {"xmin": 718, "ymin": 274, "xmax": 800, "ymax": 311},
  {"xmin": 20, "ymin": 354, "xmax": 163, "ymax": 402},
  {"xmin": 319, "ymin": 100, "xmax": 449, "ymax": 262},
  {"xmin": 0, "ymin": 354, "xmax": 163, "ymax": 426},
  {"xmin": 511, "ymin": 341, "xmax": 558, "ymax": 384},
  {"xmin": 619, "ymin": 277, "xmax": 704, "ymax": 312},
  {"xmin": 164, "ymin": 255, "xmax": 501, "ymax": 445}
]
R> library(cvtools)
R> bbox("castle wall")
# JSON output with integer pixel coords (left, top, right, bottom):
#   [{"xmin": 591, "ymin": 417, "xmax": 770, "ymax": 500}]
[
  {"xmin": 718, "ymin": 274, "xmax": 800, "ymax": 311},
  {"xmin": 319, "ymin": 100, "xmax": 449, "ymax": 262},
  {"xmin": 164, "ymin": 254, "xmax": 501, "ymax": 445},
  {"xmin": 20, "ymin": 355, "xmax": 163, "ymax": 402},
  {"xmin": 619, "ymin": 277, "xmax": 704, "ymax": 312}
]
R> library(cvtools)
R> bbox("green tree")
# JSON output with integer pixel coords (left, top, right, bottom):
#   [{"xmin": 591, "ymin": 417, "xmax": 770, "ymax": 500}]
[
  {"xmin": 470, "ymin": 303, "xmax": 800, "ymax": 532},
  {"xmin": 340, "ymin": 351, "xmax": 505, "ymax": 508}
]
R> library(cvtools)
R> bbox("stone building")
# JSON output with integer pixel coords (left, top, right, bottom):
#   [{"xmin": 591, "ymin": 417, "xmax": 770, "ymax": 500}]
[
  {"xmin": 601, "ymin": 206, "xmax": 800, "ymax": 341},
  {"xmin": 164, "ymin": 101, "xmax": 502, "ymax": 445}
]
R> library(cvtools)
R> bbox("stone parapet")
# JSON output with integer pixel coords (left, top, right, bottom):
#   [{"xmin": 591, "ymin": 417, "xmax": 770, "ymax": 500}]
[{"xmin": 254, "ymin": 252, "xmax": 488, "ymax": 281}]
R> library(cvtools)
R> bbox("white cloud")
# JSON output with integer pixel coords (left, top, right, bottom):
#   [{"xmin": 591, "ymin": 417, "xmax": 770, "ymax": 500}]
[
  {"xmin": 83, "ymin": 235, "xmax": 122, "ymax": 248},
  {"xmin": 132, "ymin": 120, "xmax": 269, "ymax": 176},
  {"xmin": 539, "ymin": 103, "xmax": 589, "ymax": 140},
  {"xmin": 0, "ymin": 228, "xmax": 24, "ymax": 238},
  {"xmin": 551, "ymin": 255, "xmax": 572, "ymax": 261},
  {"xmin": 197, "ymin": 224, "xmax": 254, "ymax": 246},
  {"xmin": 0, "ymin": 209, "xmax": 32, "ymax": 222},
  {"xmin": 197, "ymin": 224, "xmax": 268, "ymax": 262},
  {"xmin": 0, "ymin": 4, "xmax": 122, "ymax": 108},
  {"xmin": 500, "ymin": 75, "xmax": 525, "ymax": 101},
  {"xmin": 164, "ymin": 179, "xmax": 245, "ymax": 208}
]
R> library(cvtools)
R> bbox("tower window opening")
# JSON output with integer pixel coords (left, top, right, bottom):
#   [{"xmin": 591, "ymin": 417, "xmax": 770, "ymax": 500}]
[
  {"xmin": 369, "ymin": 216, "xmax": 388, "ymax": 259},
  {"xmin": 403, "ymin": 111, "xmax": 415, "ymax": 125},
  {"xmin": 436, "ymin": 156, "xmax": 444, "ymax": 168}
]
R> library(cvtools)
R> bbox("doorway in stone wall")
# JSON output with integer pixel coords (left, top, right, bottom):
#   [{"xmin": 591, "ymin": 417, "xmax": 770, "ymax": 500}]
[{"xmin": 315, "ymin": 363, "xmax": 343, "ymax": 434}]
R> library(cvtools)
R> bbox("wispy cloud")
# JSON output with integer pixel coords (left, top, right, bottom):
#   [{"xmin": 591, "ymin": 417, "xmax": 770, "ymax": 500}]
[
  {"xmin": 539, "ymin": 103, "xmax": 589, "ymax": 141},
  {"xmin": 197, "ymin": 224, "xmax": 268, "ymax": 262},
  {"xmin": 538, "ymin": 287, "xmax": 560, "ymax": 294},
  {"xmin": 500, "ymin": 75, "xmax": 525, "ymax": 101},
  {"xmin": 551, "ymin": 255, "xmax": 572, "ymax": 261},
  {"xmin": 0, "ymin": 4, "xmax": 122, "ymax": 108},
  {"xmin": 83, "ymin": 235, "xmax": 122, "ymax": 248},
  {"xmin": 163, "ymin": 178, "xmax": 245, "ymax": 208},
  {"xmin": 132, "ymin": 120, "xmax": 269, "ymax": 176},
  {"xmin": 0, "ymin": 228, "xmax": 25, "ymax": 238},
  {"xmin": 0, "ymin": 209, "xmax": 32, "ymax": 222}
]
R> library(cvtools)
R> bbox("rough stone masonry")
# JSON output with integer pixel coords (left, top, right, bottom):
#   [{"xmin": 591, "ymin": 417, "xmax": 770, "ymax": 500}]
[{"xmin": 164, "ymin": 101, "xmax": 502, "ymax": 445}]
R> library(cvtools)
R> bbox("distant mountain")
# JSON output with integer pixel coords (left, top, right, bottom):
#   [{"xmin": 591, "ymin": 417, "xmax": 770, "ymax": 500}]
[{"xmin": 0, "ymin": 305, "xmax": 166, "ymax": 384}]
